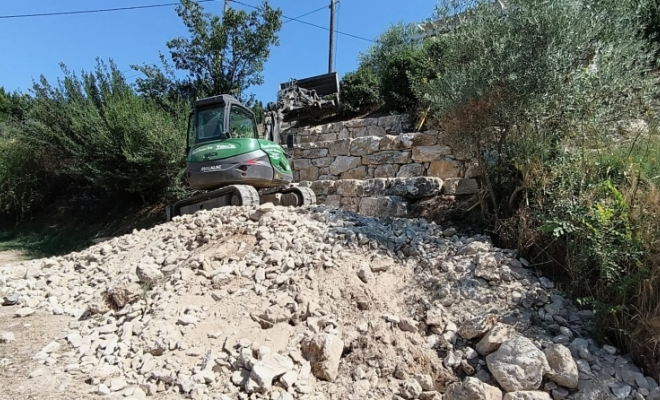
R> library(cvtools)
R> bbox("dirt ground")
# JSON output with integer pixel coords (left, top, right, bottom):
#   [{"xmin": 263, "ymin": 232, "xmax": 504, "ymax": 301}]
[
  {"xmin": 0, "ymin": 308, "xmax": 92, "ymax": 400},
  {"xmin": 0, "ymin": 250, "xmax": 91, "ymax": 400},
  {"xmin": 0, "ymin": 250, "xmax": 27, "ymax": 267}
]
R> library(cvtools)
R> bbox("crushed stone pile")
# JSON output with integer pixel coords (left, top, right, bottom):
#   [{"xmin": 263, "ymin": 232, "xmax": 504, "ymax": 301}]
[{"xmin": 1, "ymin": 203, "xmax": 659, "ymax": 400}]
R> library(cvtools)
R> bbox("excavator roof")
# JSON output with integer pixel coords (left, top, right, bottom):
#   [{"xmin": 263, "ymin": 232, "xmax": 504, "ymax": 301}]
[{"xmin": 194, "ymin": 94, "xmax": 243, "ymax": 108}]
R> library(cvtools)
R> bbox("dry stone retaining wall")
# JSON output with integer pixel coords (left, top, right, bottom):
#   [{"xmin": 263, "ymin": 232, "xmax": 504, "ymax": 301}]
[
  {"xmin": 298, "ymin": 177, "xmax": 443, "ymax": 218},
  {"xmin": 284, "ymin": 115, "xmax": 480, "ymax": 215}
]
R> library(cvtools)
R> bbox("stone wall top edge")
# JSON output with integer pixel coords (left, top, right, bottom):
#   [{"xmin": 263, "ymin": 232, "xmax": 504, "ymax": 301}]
[{"xmin": 283, "ymin": 113, "xmax": 413, "ymax": 133}]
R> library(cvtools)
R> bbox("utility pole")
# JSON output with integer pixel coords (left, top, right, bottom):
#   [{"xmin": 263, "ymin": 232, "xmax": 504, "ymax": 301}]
[
  {"xmin": 224, "ymin": 0, "xmax": 230, "ymax": 14},
  {"xmin": 328, "ymin": 0, "xmax": 336, "ymax": 73}
]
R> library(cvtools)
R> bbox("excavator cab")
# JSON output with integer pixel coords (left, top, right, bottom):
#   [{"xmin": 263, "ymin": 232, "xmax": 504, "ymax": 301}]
[
  {"xmin": 183, "ymin": 94, "xmax": 293, "ymax": 193},
  {"xmin": 186, "ymin": 95, "xmax": 259, "ymax": 153}
]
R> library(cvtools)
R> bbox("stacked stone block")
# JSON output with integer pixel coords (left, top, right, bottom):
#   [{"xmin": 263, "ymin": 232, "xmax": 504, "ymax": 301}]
[
  {"xmin": 283, "ymin": 115, "xmax": 479, "ymax": 190},
  {"xmin": 284, "ymin": 115, "xmax": 480, "ymax": 217},
  {"xmin": 296, "ymin": 177, "xmax": 449, "ymax": 218}
]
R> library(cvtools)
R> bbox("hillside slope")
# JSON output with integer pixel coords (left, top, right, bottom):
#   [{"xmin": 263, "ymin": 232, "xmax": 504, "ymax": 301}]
[{"xmin": 0, "ymin": 203, "xmax": 657, "ymax": 400}]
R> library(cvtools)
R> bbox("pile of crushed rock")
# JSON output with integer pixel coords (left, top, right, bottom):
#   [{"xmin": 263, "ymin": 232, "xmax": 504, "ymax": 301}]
[{"xmin": 1, "ymin": 203, "xmax": 658, "ymax": 400}]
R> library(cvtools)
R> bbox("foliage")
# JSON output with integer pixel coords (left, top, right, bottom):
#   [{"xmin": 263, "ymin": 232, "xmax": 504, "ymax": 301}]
[
  {"xmin": 341, "ymin": 21, "xmax": 442, "ymax": 114},
  {"xmin": 380, "ymin": 45, "xmax": 435, "ymax": 112},
  {"xmin": 413, "ymin": 0, "xmax": 660, "ymax": 374},
  {"xmin": 358, "ymin": 22, "xmax": 418, "ymax": 78},
  {"xmin": 0, "ymin": 87, "xmax": 32, "ymax": 137},
  {"xmin": 640, "ymin": 0, "xmax": 660, "ymax": 51},
  {"xmin": 0, "ymin": 87, "xmax": 9, "ymax": 123},
  {"xmin": 339, "ymin": 66, "xmax": 382, "ymax": 116},
  {"xmin": 250, "ymin": 99, "xmax": 266, "ymax": 124},
  {"xmin": 132, "ymin": 0, "xmax": 283, "ymax": 106},
  {"xmin": 0, "ymin": 139, "xmax": 50, "ymax": 217},
  {"xmin": 0, "ymin": 59, "xmax": 189, "ymax": 219}
]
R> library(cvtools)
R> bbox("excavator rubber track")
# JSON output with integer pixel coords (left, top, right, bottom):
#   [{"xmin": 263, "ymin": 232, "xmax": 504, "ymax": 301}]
[{"xmin": 166, "ymin": 185, "xmax": 316, "ymax": 221}]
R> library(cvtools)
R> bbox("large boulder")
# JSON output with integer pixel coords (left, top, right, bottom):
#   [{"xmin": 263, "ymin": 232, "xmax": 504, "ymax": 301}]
[
  {"xmin": 503, "ymin": 392, "xmax": 551, "ymax": 400},
  {"xmin": 476, "ymin": 323, "xmax": 517, "ymax": 356},
  {"xmin": 458, "ymin": 314, "xmax": 498, "ymax": 340},
  {"xmin": 300, "ymin": 333, "xmax": 344, "ymax": 382},
  {"xmin": 486, "ymin": 336, "xmax": 550, "ymax": 392},
  {"xmin": 444, "ymin": 377, "xmax": 502, "ymax": 400},
  {"xmin": 350, "ymin": 136, "xmax": 382, "ymax": 155},
  {"xmin": 330, "ymin": 156, "xmax": 362, "ymax": 175},
  {"xmin": 543, "ymin": 344, "xmax": 579, "ymax": 389},
  {"xmin": 389, "ymin": 177, "xmax": 444, "ymax": 199},
  {"xmin": 412, "ymin": 145, "xmax": 452, "ymax": 162}
]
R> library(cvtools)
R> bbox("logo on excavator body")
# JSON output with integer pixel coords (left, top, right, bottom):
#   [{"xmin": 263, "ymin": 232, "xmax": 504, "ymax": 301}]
[
  {"xmin": 215, "ymin": 144, "xmax": 237, "ymax": 150},
  {"xmin": 200, "ymin": 165, "xmax": 223, "ymax": 172},
  {"xmin": 192, "ymin": 145, "xmax": 214, "ymax": 155}
]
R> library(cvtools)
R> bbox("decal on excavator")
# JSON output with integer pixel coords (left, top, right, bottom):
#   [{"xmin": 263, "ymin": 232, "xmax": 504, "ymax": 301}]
[
  {"xmin": 192, "ymin": 145, "xmax": 214, "ymax": 154},
  {"xmin": 200, "ymin": 165, "xmax": 223, "ymax": 172},
  {"xmin": 215, "ymin": 143, "xmax": 238, "ymax": 150},
  {"xmin": 192, "ymin": 143, "xmax": 238, "ymax": 155}
]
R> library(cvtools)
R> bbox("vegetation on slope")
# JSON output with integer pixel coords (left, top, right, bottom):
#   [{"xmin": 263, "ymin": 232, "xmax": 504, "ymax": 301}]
[{"xmin": 339, "ymin": 0, "xmax": 660, "ymax": 376}]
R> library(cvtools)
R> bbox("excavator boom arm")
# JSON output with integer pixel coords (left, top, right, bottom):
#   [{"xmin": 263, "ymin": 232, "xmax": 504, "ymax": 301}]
[{"xmin": 263, "ymin": 72, "xmax": 340, "ymax": 148}]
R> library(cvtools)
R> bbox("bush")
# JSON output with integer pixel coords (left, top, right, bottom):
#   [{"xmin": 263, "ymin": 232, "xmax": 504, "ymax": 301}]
[
  {"xmin": 339, "ymin": 67, "xmax": 382, "ymax": 116},
  {"xmin": 380, "ymin": 46, "xmax": 435, "ymax": 112},
  {"xmin": 0, "ymin": 139, "xmax": 50, "ymax": 218},
  {"xmin": 418, "ymin": 0, "xmax": 660, "ymax": 374},
  {"xmin": 340, "ymin": 21, "xmax": 433, "ymax": 114},
  {"xmin": 1, "ymin": 59, "xmax": 189, "ymax": 219}
]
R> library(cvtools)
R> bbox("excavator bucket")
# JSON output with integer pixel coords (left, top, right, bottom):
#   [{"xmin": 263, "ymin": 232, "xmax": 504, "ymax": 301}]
[{"xmin": 275, "ymin": 72, "xmax": 340, "ymax": 123}]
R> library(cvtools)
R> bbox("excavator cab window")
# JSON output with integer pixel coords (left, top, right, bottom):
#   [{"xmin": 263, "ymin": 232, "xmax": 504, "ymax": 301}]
[
  {"xmin": 195, "ymin": 106, "xmax": 225, "ymax": 143},
  {"xmin": 228, "ymin": 104, "xmax": 258, "ymax": 139}
]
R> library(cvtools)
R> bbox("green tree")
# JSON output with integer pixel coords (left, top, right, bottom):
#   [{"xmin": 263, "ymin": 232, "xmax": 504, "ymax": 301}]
[
  {"xmin": 250, "ymin": 99, "xmax": 266, "ymax": 124},
  {"xmin": 416, "ymin": 0, "xmax": 660, "ymax": 374},
  {"xmin": 339, "ymin": 66, "xmax": 382, "ymax": 116},
  {"xmin": 133, "ymin": 0, "xmax": 283, "ymax": 106},
  {"xmin": 0, "ymin": 59, "xmax": 189, "ymax": 218},
  {"xmin": 0, "ymin": 87, "xmax": 31, "ymax": 138},
  {"xmin": 0, "ymin": 87, "xmax": 9, "ymax": 123},
  {"xmin": 380, "ymin": 45, "xmax": 435, "ymax": 112},
  {"xmin": 358, "ymin": 22, "xmax": 418, "ymax": 78}
]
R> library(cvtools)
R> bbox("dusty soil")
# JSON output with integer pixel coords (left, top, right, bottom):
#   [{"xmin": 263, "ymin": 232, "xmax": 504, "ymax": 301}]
[
  {"xmin": 0, "ymin": 308, "xmax": 91, "ymax": 400},
  {"xmin": 0, "ymin": 250, "xmax": 27, "ymax": 267}
]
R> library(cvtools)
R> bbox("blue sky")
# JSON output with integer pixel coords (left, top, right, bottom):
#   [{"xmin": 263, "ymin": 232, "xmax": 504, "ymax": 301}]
[{"xmin": 0, "ymin": 0, "xmax": 438, "ymax": 104}]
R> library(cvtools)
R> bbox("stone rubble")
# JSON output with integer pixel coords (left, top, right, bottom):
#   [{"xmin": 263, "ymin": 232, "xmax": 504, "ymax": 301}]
[{"xmin": 0, "ymin": 202, "xmax": 658, "ymax": 400}]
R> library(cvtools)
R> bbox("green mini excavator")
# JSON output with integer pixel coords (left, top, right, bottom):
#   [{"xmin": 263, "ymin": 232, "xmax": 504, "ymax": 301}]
[{"xmin": 165, "ymin": 72, "xmax": 340, "ymax": 221}]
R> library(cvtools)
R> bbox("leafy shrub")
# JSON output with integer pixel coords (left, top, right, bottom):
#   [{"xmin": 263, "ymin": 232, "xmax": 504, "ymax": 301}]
[
  {"xmin": 341, "ymin": 22, "xmax": 434, "ymax": 114},
  {"xmin": 339, "ymin": 67, "xmax": 382, "ymax": 116},
  {"xmin": 417, "ymin": 0, "xmax": 660, "ymax": 374},
  {"xmin": 0, "ymin": 139, "xmax": 50, "ymax": 218},
  {"xmin": 1, "ymin": 59, "xmax": 189, "ymax": 219},
  {"xmin": 380, "ymin": 46, "xmax": 435, "ymax": 112}
]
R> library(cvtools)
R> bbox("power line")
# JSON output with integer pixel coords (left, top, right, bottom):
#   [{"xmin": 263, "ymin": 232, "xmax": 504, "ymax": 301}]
[
  {"xmin": 0, "ymin": 0, "xmax": 376, "ymax": 43},
  {"xmin": 283, "ymin": 5, "xmax": 327, "ymax": 24},
  {"xmin": 120, "ymin": 3, "xmax": 347, "ymax": 75},
  {"xmin": 229, "ymin": 0, "xmax": 376, "ymax": 43},
  {"xmin": 0, "ymin": 0, "xmax": 221, "ymax": 19}
]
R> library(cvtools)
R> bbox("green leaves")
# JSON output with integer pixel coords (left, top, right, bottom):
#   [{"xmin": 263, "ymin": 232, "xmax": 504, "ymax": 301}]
[
  {"xmin": 132, "ymin": 0, "xmax": 282, "ymax": 105},
  {"xmin": 0, "ymin": 59, "xmax": 189, "ymax": 219},
  {"xmin": 339, "ymin": 67, "xmax": 382, "ymax": 116},
  {"xmin": 340, "ymin": 21, "xmax": 439, "ymax": 115}
]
